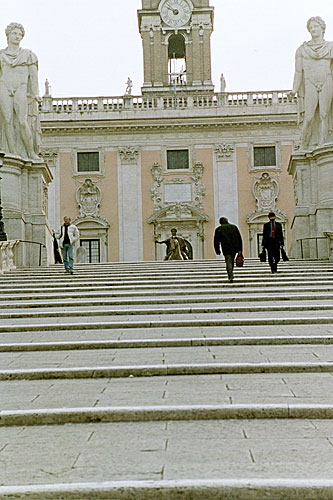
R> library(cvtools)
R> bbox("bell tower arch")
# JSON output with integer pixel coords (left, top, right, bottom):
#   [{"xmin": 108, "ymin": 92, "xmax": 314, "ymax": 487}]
[{"xmin": 138, "ymin": 0, "xmax": 214, "ymax": 94}]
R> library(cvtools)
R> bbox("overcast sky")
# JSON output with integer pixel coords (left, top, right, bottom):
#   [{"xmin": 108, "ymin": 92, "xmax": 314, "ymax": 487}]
[{"xmin": 1, "ymin": 0, "xmax": 332, "ymax": 97}]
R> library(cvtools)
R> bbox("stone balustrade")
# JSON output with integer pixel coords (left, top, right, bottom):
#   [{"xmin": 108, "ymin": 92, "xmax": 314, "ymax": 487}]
[
  {"xmin": 40, "ymin": 90, "xmax": 295, "ymax": 115},
  {"xmin": 0, "ymin": 240, "xmax": 19, "ymax": 273}
]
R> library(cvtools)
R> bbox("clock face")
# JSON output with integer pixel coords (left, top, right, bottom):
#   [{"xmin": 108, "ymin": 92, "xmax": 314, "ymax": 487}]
[{"xmin": 160, "ymin": 0, "xmax": 192, "ymax": 28}]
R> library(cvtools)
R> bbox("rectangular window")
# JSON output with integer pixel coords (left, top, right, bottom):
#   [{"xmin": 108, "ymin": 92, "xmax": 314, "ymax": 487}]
[
  {"xmin": 253, "ymin": 146, "xmax": 276, "ymax": 167},
  {"xmin": 167, "ymin": 150, "xmax": 189, "ymax": 170},
  {"xmin": 77, "ymin": 152, "xmax": 99, "ymax": 172},
  {"xmin": 80, "ymin": 239, "xmax": 100, "ymax": 263}
]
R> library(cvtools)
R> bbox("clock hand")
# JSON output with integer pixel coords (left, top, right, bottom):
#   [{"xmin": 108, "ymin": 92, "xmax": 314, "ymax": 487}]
[{"xmin": 165, "ymin": 3, "xmax": 179, "ymax": 14}]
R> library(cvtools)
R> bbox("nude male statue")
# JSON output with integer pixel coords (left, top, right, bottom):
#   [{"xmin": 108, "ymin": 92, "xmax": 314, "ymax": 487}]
[
  {"xmin": 0, "ymin": 23, "xmax": 41, "ymax": 159},
  {"xmin": 290, "ymin": 17, "xmax": 333, "ymax": 148}
]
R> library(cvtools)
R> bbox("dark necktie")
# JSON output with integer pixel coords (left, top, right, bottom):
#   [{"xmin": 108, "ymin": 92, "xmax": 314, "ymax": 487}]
[{"xmin": 271, "ymin": 222, "xmax": 275, "ymax": 238}]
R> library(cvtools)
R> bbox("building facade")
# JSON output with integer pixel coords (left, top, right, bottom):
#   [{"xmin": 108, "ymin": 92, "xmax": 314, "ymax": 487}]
[{"xmin": 40, "ymin": 0, "xmax": 299, "ymax": 263}]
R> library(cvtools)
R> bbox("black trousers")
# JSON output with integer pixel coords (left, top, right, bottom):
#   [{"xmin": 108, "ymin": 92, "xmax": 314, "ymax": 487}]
[{"xmin": 266, "ymin": 239, "xmax": 280, "ymax": 272}]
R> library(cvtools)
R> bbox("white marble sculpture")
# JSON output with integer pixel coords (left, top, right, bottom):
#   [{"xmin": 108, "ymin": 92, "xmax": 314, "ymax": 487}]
[
  {"xmin": 0, "ymin": 23, "xmax": 41, "ymax": 160},
  {"xmin": 44, "ymin": 78, "xmax": 51, "ymax": 97},
  {"xmin": 125, "ymin": 77, "xmax": 133, "ymax": 96},
  {"xmin": 220, "ymin": 73, "xmax": 226, "ymax": 93},
  {"xmin": 290, "ymin": 17, "xmax": 333, "ymax": 148}
]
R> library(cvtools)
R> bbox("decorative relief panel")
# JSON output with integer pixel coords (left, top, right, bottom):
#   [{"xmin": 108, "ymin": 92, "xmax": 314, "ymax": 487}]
[
  {"xmin": 76, "ymin": 178, "xmax": 102, "ymax": 217},
  {"xmin": 214, "ymin": 144, "xmax": 235, "ymax": 161},
  {"xmin": 118, "ymin": 146, "xmax": 139, "ymax": 165},
  {"xmin": 192, "ymin": 161, "xmax": 205, "ymax": 208},
  {"xmin": 293, "ymin": 171, "xmax": 299, "ymax": 206},
  {"xmin": 253, "ymin": 172, "xmax": 279, "ymax": 212},
  {"xmin": 42, "ymin": 180, "xmax": 48, "ymax": 216},
  {"xmin": 151, "ymin": 162, "xmax": 163, "ymax": 211},
  {"xmin": 150, "ymin": 161, "xmax": 205, "ymax": 209}
]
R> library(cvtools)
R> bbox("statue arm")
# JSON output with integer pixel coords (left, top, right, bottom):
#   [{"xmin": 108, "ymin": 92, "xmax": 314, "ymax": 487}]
[
  {"xmin": 27, "ymin": 52, "xmax": 40, "ymax": 100},
  {"xmin": 28, "ymin": 64, "xmax": 40, "ymax": 100},
  {"xmin": 291, "ymin": 50, "xmax": 303, "ymax": 95}
]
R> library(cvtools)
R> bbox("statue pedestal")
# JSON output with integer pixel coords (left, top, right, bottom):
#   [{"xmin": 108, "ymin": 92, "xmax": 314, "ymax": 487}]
[
  {"xmin": 288, "ymin": 144, "xmax": 333, "ymax": 259},
  {"xmin": 1, "ymin": 153, "xmax": 53, "ymax": 267}
]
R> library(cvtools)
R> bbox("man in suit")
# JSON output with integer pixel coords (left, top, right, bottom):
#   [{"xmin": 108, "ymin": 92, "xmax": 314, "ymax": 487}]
[
  {"xmin": 214, "ymin": 217, "xmax": 243, "ymax": 283},
  {"xmin": 262, "ymin": 212, "xmax": 284, "ymax": 273}
]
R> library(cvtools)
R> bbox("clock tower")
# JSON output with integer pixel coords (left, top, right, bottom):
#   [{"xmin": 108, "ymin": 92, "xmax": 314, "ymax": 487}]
[{"xmin": 138, "ymin": 0, "xmax": 214, "ymax": 94}]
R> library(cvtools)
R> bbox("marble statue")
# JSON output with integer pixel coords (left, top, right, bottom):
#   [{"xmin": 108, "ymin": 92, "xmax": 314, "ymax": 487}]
[
  {"xmin": 156, "ymin": 228, "xmax": 189, "ymax": 261},
  {"xmin": 125, "ymin": 77, "xmax": 133, "ymax": 96},
  {"xmin": 0, "ymin": 23, "xmax": 41, "ymax": 160},
  {"xmin": 220, "ymin": 73, "xmax": 226, "ymax": 93},
  {"xmin": 290, "ymin": 17, "xmax": 333, "ymax": 148},
  {"xmin": 44, "ymin": 78, "xmax": 51, "ymax": 97}
]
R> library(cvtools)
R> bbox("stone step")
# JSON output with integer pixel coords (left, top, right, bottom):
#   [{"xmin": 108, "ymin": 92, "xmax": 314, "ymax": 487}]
[
  {"xmin": 1, "ymin": 372, "xmax": 332, "ymax": 412},
  {"xmin": 1, "ymin": 421, "xmax": 333, "ymax": 498},
  {"xmin": 1, "ymin": 334, "xmax": 333, "ymax": 351},
  {"xmin": 1, "ymin": 292, "xmax": 333, "ymax": 309},
  {"xmin": 0, "ymin": 264, "xmax": 330, "ymax": 281},
  {"xmin": 2, "ymin": 265, "xmax": 332, "ymax": 279},
  {"xmin": 16, "ymin": 342, "xmax": 333, "ymax": 366},
  {"xmin": 0, "ymin": 302, "xmax": 333, "ymax": 319},
  {"xmin": 0, "ymin": 314, "xmax": 332, "ymax": 332},
  {"xmin": 1, "ymin": 324, "xmax": 330, "ymax": 347},
  {"xmin": 2, "ymin": 362, "xmax": 333, "ymax": 381},
  {"xmin": 2, "ymin": 404, "xmax": 333, "ymax": 426},
  {"xmin": 0, "ymin": 279, "xmax": 332, "ymax": 294},
  {"xmin": 1, "ymin": 479, "xmax": 333, "ymax": 500},
  {"xmin": 9, "ymin": 258, "xmax": 333, "ymax": 269},
  {"xmin": 1, "ymin": 285, "xmax": 333, "ymax": 301}
]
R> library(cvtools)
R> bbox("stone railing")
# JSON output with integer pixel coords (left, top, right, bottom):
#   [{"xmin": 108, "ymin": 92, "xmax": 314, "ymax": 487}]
[
  {"xmin": 0, "ymin": 240, "xmax": 19, "ymax": 273},
  {"xmin": 40, "ymin": 90, "xmax": 295, "ymax": 115}
]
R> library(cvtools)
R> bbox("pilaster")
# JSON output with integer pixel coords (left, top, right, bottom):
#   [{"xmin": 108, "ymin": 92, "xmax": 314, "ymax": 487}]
[
  {"xmin": 117, "ymin": 147, "xmax": 143, "ymax": 261},
  {"xmin": 213, "ymin": 144, "xmax": 238, "ymax": 226}
]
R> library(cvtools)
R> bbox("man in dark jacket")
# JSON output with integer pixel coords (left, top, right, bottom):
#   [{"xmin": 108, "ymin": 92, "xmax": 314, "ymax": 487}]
[
  {"xmin": 261, "ymin": 212, "xmax": 284, "ymax": 273},
  {"xmin": 214, "ymin": 217, "xmax": 243, "ymax": 283}
]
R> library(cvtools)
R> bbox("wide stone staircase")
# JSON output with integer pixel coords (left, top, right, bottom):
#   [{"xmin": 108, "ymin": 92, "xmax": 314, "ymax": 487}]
[{"xmin": 1, "ymin": 259, "xmax": 333, "ymax": 499}]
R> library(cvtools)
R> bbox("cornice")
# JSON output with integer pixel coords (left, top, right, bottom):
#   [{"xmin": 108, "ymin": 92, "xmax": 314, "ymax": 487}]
[{"xmin": 41, "ymin": 114, "xmax": 297, "ymax": 135}]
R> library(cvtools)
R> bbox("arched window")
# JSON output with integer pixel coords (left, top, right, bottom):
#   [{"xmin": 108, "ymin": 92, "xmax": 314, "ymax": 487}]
[{"xmin": 168, "ymin": 34, "xmax": 186, "ymax": 85}]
